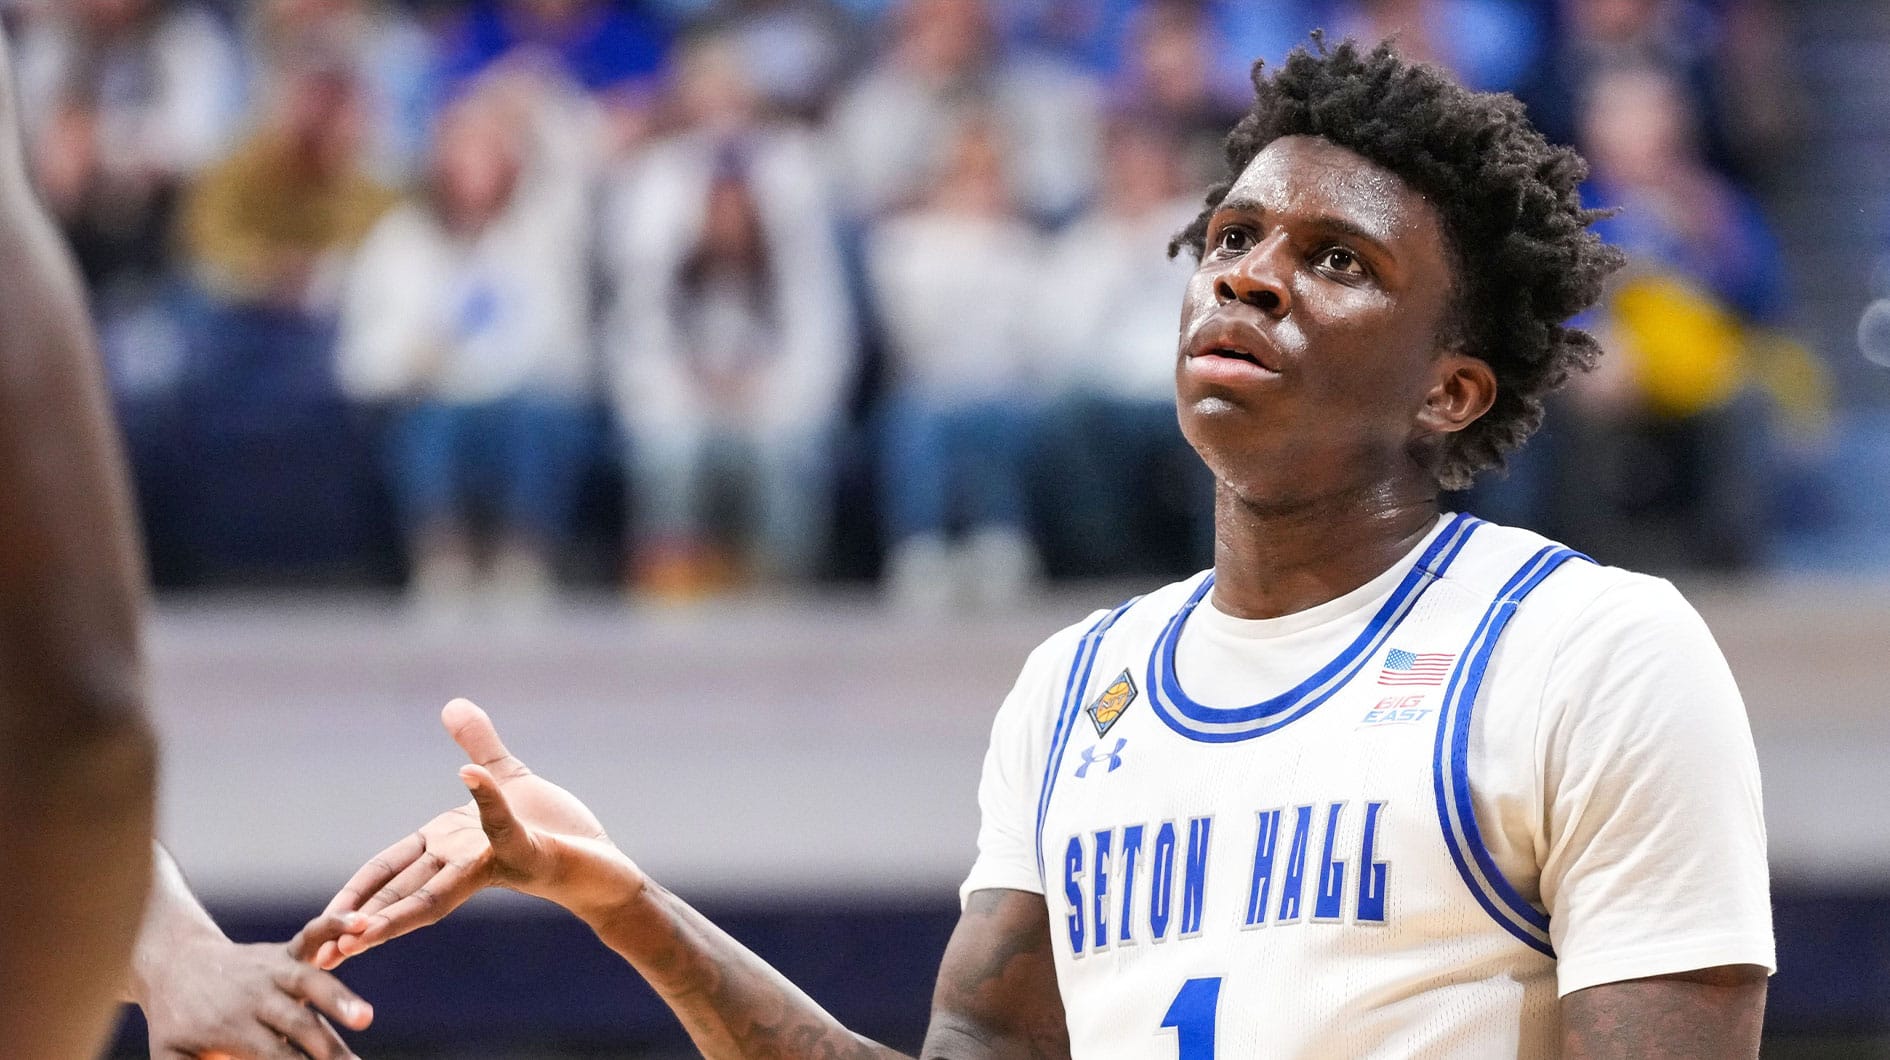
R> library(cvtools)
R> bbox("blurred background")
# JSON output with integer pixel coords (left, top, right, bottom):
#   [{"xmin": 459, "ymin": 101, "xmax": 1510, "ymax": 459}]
[{"xmin": 4, "ymin": 0, "xmax": 1883, "ymax": 1054}]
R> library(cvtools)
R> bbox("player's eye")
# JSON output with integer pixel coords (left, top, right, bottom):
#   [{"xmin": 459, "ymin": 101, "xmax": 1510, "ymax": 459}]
[
  {"xmin": 1314, "ymin": 246, "xmax": 1367, "ymax": 278},
  {"xmin": 1213, "ymin": 224, "xmax": 1255, "ymax": 255}
]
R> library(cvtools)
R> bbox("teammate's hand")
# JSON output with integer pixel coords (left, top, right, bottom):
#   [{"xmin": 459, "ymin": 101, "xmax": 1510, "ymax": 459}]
[
  {"xmin": 309, "ymin": 698, "xmax": 642, "ymax": 969},
  {"xmin": 139, "ymin": 915, "xmax": 373, "ymax": 1060}
]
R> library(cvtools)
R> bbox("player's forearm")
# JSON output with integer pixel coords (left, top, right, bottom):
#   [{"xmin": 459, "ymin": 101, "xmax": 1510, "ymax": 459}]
[
  {"xmin": 0, "ymin": 491, "xmax": 153, "ymax": 1060},
  {"xmin": 0, "ymin": 720, "xmax": 156, "ymax": 1058},
  {"xmin": 581, "ymin": 880, "xmax": 913, "ymax": 1060},
  {"xmin": 0, "ymin": 145, "xmax": 148, "ymax": 721},
  {"xmin": 0, "ymin": 267, "xmax": 158, "ymax": 1055},
  {"xmin": 0, "ymin": 496, "xmax": 154, "ymax": 1053},
  {"xmin": 0, "ymin": 70, "xmax": 149, "ymax": 736},
  {"xmin": 0, "ymin": 32, "xmax": 159, "ymax": 1054}
]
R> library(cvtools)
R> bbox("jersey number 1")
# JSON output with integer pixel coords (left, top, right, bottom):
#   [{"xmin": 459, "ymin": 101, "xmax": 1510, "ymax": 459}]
[{"xmin": 1161, "ymin": 977, "xmax": 1222, "ymax": 1059}]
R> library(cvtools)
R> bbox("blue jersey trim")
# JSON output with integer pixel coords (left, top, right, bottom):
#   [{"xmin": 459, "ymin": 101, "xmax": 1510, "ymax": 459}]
[
  {"xmin": 1431, "ymin": 544, "xmax": 1591, "ymax": 957},
  {"xmin": 1035, "ymin": 596, "xmax": 1141, "ymax": 882},
  {"xmin": 1144, "ymin": 514, "xmax": 1482, "ymax": 743}
]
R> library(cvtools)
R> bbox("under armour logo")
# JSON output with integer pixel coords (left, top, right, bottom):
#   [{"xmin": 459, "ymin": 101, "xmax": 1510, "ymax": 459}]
[{"xmin": 1075, "ymin": 738, "xmax": 1128, "ymax": 778}]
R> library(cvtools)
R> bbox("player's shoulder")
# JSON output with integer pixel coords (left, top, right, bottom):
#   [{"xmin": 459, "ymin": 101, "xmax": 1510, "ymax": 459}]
[{"xmin": 1453, "ymin": 516, "xmax": 1713, "ymax": 660}]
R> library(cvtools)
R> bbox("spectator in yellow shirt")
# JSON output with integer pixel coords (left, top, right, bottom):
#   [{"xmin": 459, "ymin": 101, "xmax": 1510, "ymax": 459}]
[{"xmin": 182, "ymin": 55, "xmax": 394, "ymax": 314}]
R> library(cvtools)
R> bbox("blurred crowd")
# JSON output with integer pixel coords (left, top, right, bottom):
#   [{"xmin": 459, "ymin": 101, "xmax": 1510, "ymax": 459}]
[{"xmin": 6, "ymin": 0, "xmax": 1838, "ymax": 612}]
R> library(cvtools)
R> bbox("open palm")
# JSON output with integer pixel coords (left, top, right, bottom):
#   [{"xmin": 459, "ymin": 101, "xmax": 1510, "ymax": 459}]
[{"xmin": 311, "ymin": 699, "xmax": 641, "ymax": 969}]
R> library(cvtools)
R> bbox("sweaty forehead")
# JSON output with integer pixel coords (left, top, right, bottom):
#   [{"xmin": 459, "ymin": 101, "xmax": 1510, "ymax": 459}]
[{"xmin": 1223, "ymin": 134, "xmax": 1444, "ymax": 252}]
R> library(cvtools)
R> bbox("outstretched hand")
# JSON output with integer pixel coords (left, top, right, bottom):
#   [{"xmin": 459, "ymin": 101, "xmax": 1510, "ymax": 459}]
[
  {"xmin": 308, "ymin": 699, "xmax": 642, "ymax": 970},
  {"xmin": 138, "ymin": 914, "xmax": 372, "ymax": 1060}
]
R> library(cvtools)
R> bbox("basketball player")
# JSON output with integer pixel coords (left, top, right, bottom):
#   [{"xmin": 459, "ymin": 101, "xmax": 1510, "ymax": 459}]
[
  {"xmin": 307, "ymin": 40, "xmax": 1774, "ymax": 1057},
  {"xmin": 0, "ymin": 25, "xmax": 159, "ymax": 1056},
  {"xmin": 0, "ymin": 25, "xmax": 373, "ymax": 1057},
  {"xmin": 131, "ymin": 843, "xmax": 374, "ymax": 1058}
]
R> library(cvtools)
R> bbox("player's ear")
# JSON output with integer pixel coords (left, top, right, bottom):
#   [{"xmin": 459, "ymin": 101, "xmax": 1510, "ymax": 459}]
[{"xmin": 1413, "ymin": 350, "xmax": 1496, "ymax": 438}]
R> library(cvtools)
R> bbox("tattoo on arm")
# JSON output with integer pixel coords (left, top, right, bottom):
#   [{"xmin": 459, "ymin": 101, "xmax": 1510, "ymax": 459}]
[
  {"xmin": 1560, "ymin": 964, "xmax": 1768, "ymax": 1060},
  {"xmin": 598, "ymin": 882, "xmax": 911, "ymax": 1059},
  {"xmin": 592, "ymin": 886, "xmax": 1065, "ymax": 1060},
  {"xmin": 919, "ymin": 889, "xmax": 1069, "ymax": 1060}
]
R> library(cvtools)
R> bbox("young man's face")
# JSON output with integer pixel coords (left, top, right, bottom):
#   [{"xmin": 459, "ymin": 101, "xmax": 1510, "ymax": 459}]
[{"xmin": 1174, "ymin": 134, "xmax": 1469, "ymax": 510}]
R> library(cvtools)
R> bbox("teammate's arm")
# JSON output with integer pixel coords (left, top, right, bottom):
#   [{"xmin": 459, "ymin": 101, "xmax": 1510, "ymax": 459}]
[
  {"xmin": 0, "ymin": 25, "xmax": 160, "ymax": 1059},
  {"xmin": 129, "ymin": 842, "xmax": 375, "ymax": 1060},
  {"xmin": 1559, "ymin": 964, "xmax": 1767, "ymax": 1058},
  {"xmin": 306, "ymin": 700, "xmax": 1068, "ymax": 1060}
]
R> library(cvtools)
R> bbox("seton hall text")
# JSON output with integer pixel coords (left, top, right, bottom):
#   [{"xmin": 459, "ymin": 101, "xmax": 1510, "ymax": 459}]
[{"xmin": 1060, "ymin": 801, "xmax": 1390, "ymax": 957}]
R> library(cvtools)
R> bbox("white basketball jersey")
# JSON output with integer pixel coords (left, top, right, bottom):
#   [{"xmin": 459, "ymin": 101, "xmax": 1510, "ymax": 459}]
[{"xmin": 1007, "ymin": 515, "xmax": 1685, "ymax": 1059}]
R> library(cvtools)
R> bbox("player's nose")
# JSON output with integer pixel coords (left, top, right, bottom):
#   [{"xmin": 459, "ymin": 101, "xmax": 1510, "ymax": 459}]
[{"xmin": 1215, "ymin": 232, "xmax": 1293, "ymax": 319}]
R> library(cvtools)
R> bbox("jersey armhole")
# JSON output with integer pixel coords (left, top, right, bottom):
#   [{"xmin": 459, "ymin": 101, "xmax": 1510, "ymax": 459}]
[
  {"xmin": 1525, "ymin": 573, "xmax": 1638, "ymax": 880},
  {"xmin": 1032, "ymin": 594, "xmax": 1144, "ymax": 885},
  {"xmin": 1435, "ymin": 546, "xmax": 1590, "ymax": 957}
]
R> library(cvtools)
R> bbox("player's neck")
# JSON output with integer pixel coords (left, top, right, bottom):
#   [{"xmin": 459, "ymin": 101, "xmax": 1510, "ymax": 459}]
[{"xmin": 1208, "ymin": 480, "xmax": 1442, "ymax": 621}]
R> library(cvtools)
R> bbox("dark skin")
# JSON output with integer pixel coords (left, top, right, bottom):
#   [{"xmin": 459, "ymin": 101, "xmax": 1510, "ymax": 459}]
[
  {"xmin": 0, "ymin": 29, "xmax": 159, "ymax": 1059},
  {"xmin": 0, "ymin": 31, "xmax": 370, "ymax": 1055},
  {"xmin": 302, "ymin": 137, "xmax": 1766, "ymax": 1058},
  {"xmin": 1178, "ymin": 134, "xmax": 1494, "ymax": 620},
  {"xmin": 131, "ymin": 843, "xmax": 375, "ymax": 1059},
  {"xmin": 305, "ymin": 700, "xmax": 1065, "ymax": 1060}
]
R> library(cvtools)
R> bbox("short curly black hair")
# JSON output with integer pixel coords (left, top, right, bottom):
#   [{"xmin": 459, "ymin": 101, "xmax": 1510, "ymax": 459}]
[{"xmin": 1171, "ymin": 35, "xmax": 1624, "ymax": 489}]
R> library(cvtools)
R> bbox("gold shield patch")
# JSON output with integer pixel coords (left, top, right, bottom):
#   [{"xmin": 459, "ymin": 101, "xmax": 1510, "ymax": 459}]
[{"xmin": 1086, "ymin": 669, "xmax": 1138, "ymax": 736}]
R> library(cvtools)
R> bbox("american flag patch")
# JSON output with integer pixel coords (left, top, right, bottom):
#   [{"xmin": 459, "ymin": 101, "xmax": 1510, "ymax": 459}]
[{"xmin": 1378, "ymin": 648, "xmax": 1455, "ymax": 686}]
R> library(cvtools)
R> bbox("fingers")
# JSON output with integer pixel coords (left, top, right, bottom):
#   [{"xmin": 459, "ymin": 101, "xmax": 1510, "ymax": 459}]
[
  {"xmin": 193, "ymin": 1044, "xmax": 294, "ymax": 1060},
  {"xmin": 315, "ymin": 831, "xmax": 428, "ymax": 969},
  {"xmin": 256, "ymin": 996, "xmax": 356, "ymax": 1060},
  {"xmin": 178, "ymin": 1019, "xmax": 327, "ymax": 1060},
  {"xmin": 461, "ymin": 764, "xmax": 536, "ymax": 866},
  {"xmin": 331, "ymin": 769, "xmax": 536, "ymax": 960},
  {"xmin": 339, "ymin": 856, "xmax": 483, "ymax": 957},
  {"xmin": 315, "ymin": 938, "xmax": 345, "ymax": 972},
  {"xmin": 271, "ymin": 960, "xmax": 374, "ymax": 1032},
  {"xmin": 357, "ymin": 845, "xmax": 451, "ymax": 920},
  {"xmin": 328, "ymin": 849, "xmax": 449, "ymax": 961},
  {"xmin": 314, "ymin": 832, "xmax": 425, "ymax": 969},
  {"xmin": 287, "ymin": 911, "xmax": 366, "ymax": 965},
  {"xmin": 324, "ymin": 832, "xmax": 425, "ymax": 917},
  {"xmin": 441, "ymin": 698, "xmax": 531, "ymax": 780}
]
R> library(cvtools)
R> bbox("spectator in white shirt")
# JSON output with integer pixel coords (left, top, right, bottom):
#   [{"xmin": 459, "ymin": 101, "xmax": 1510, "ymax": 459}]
[
  {"xmin": 865, "ymin": 119, "xmax": 1043, "ymax": 609},
  {"xmin": 1032, "ymin": 115, "xmax": 1212, "ymax": 577},
  {"xmin": 337, "ymin": 82, "xmax": 593, "ymax": 613},
  {"xmin": 602, "ymin": 36, "xmax": 856, "ymax": 597}
]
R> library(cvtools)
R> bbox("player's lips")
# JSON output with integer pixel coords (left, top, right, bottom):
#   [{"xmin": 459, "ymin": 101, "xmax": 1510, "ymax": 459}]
[{"xmin": 1183, "ymin": 315, "xmax": 1284, "ymax": 381}]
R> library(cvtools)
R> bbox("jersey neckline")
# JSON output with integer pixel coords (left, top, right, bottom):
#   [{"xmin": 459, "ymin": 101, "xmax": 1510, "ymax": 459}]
[
  {"xmin": 1190, "ymin": 516, "xmax": 1458, "ymax": 642},
  {"xmin": 1146, "ymin": 512, "xmax": 1483, "ymax": 741}
]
